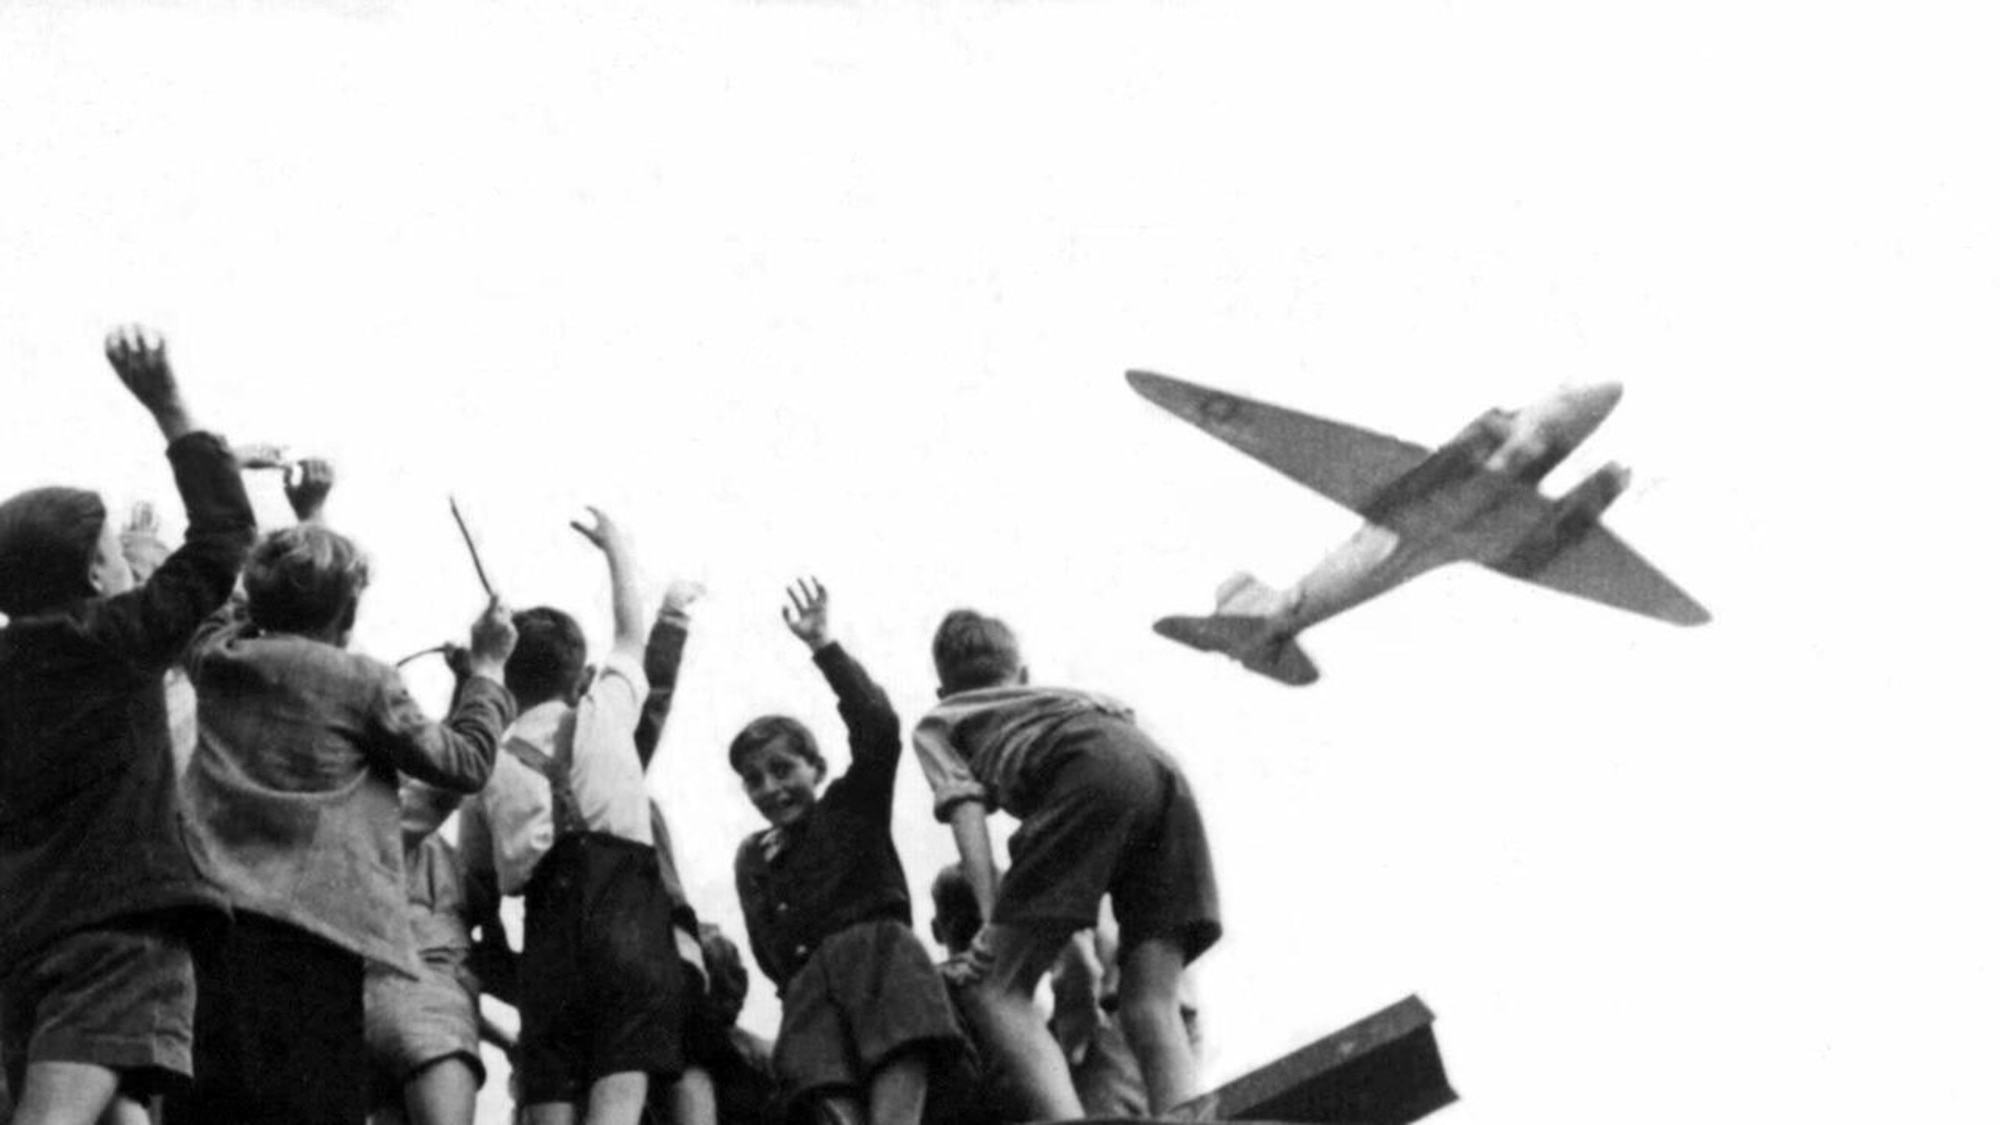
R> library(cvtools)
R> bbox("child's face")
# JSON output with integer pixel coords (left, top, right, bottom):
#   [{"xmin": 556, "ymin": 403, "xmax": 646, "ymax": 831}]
[
  {"xmin": 737, "ymin": 741, "xmax": 821, "ymax": 830},
  {"xmin": 88, "ymin": 520, "xmax": 134, "ymax": 597}
]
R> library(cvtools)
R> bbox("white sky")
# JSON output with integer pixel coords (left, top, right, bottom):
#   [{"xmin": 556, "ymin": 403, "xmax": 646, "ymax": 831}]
[{"xmin": 3, "ymin": 3, "xmax": 1996, "ymax": 1123}]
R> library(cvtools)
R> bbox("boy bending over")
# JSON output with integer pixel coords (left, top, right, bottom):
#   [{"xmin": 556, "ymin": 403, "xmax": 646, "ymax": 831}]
[
  {"xmin": 914, "ymin": 610, "xmax": 1221, "ymax": 1118},
  {"xmin": 0, "ymin": 327, "xmax": 255, "ymax": 1125}
]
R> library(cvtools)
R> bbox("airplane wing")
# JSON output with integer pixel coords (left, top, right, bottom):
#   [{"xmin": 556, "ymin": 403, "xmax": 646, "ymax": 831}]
[
  {"xmin": 1485, "ymin": 515, "xmax": 1711, "ymax": 625},
  {"xmin": 1127, "ymin": 370, "xmax": 1432, "ymax": 513}
]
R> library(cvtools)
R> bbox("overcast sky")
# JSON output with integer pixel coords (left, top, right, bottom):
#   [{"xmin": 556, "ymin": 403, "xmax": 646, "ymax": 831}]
[{"xmin": 4, "ymin": 4, "xmax": 1995, "ymax": 1123}]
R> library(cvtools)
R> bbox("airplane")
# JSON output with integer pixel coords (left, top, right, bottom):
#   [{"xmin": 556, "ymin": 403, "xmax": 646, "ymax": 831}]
[{"xmin": 1128, "ymin": 370, "xmax": 1709, "ymax": 686}]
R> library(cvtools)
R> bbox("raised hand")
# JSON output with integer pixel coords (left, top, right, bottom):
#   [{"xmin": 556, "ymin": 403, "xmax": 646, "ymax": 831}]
[
  {"xmin": 104, "ymin": 324, "xmax": 193, "ymax": 440},
  {"xmin": 120, "ymin": 501, "xmax": 170, "ymax": 585},
  {"xmin": 232, "ymin": 443, "xmax": 291, "ymax": 471},
  {"xmin": 659, "ymin": 578, "xmax": 706, "ymax": 618},
  {"xmin": 568, "ymin": 506, "xmax": 627, "ymax": 556},
  {"xmin": 781, "ymin": 577, "xmax": 831, "ymax": 651},
  {"xmin": 284, "ymin": 458, "xmax": 335, "ymax": 523},
  {"xmin": 465, "ymin": 596, "xmax": 518, "ymax": 681}
]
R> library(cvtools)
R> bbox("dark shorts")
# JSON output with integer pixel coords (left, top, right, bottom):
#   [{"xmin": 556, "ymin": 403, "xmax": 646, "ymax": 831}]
[
  {"xmin": 518, "ymin": 832, "xmax": 689, "ymax": 1105},
  {"xmin": 167, "ymin": 911, "xmax": 367, "ymax": 1125},
  {"xmin": 995, "ymin": 712, "xmax": 1223, "ymax": 963},
  {"xmin": 0, "ymin": 922, "xmax": 196, "ymax": 1100},
  {"xmin": 773, "ymin": 920, "xmax": 964, "ymax": 1101},
  {"xmin": 364, "ymin": 951, "xmax": 485, "ymax": 1106}
]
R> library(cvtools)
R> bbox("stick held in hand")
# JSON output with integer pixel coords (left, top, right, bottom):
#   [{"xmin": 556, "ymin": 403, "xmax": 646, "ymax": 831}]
[{"xmin": 448, "ymin": 495, "xmax": 496, "ymax": 599}]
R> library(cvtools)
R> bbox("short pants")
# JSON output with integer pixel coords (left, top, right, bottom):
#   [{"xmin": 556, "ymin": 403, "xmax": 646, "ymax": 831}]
[
  {"xmin": 0, "ymin": 921, "xmax": 195, "ymax": 1100},
  {"xmin": 517, "ymin": 832, "xmax": 689, "ymax": 1105},
  {"xmin": 773, "ymin": 919, "xmax": 964, "ymax": 1100},
  {"xmin": 995, "ymin": 711, "xmax": 1223, "ymax": 962}
]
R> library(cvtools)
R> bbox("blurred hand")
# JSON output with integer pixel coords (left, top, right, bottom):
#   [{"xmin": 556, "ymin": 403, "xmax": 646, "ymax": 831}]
[
  {"xmin": 284, "ymin": 458, "xmax": 335, "ymax": 522},
  {"xmin": 941, "ymin": 926, "xmax": 995, "ymax": 986},
  {"xmin": 568, "ymin": 506, "xmax": 628, "ymax": 556},
  {"xmin": 104, "ymin": 324, "xmax": 191, "ymax": 437},
  {"xmin": 232, "ymin": 443, "xmax": 291, "ymax": 471},
  {"xmin": 466, "ymin": 597, "xmax": 517, "ymax": 678},
  {"xmin": 660, "ymin": 578, "xmax": 706, "ymax": 617}
]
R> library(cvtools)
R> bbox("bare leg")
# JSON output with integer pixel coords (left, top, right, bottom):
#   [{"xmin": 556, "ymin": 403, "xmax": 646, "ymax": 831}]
[
  {"xmin": 403, "ymin": 1056, "xmax": 480, "ymax": 1125},
  {"xmin": 663, "ymin": 1065, "xmax": 716, "ymax": 1125},
  {"xmin": 865, "ymin": 1051, "xmax": 928, "ymax": 1125},
  {"xmin": 581, "ymin": 1071, "xmax": 647, "ymax": 1125},
  {"xmin": 963, "ymin": 923, "xmax": 1084, "ymax": 1121},
  {"xmin": 525, "ymin": 1102, "xmax": 576, "ymax": 1125},
  {"xmin": 11, "ymin": 1061, "xmax": 122, "ymax": 1125},
  {"xmin": 96, "ymin": 1095, "xmax": 152, "ymax": 1125},
  {"xmin": 1117, "ymin": 937, "xmax": 1200, "ymax": 1115}
]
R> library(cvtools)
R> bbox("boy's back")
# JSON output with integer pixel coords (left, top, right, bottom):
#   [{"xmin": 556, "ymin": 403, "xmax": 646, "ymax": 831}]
[{"xmin": 0, "ymin": 430, "xmax": 253, "ymax": 969}]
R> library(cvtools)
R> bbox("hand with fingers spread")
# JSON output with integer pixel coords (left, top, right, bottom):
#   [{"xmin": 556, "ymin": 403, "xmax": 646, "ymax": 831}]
[
  {"xmin": 781, "ymin": 577, "xmax": 833, "ymax": 652},
  {"xmin": 465, "ymin": 596, "xmax": 518, "ymax": 683},
  {"xmin": 104, "ymin": 324, "xmax": 195, "ymax": 440},
  {"xmin": 285, "ymin": 458, "xmax": 335, "ymax": 524}
]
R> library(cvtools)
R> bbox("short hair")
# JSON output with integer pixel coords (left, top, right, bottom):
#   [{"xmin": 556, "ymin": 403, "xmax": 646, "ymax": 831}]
[
  {"xmin": 0, "ymin": 486, "xmax": 107, "ymax": 616},
  {"xmin": 932, "ymin": 608, "xmax": 1021, "ymax": 695},
  {"xmin": 930, "ymin": 863, "xmax": 982, "ymax": 953},
  {"xmin": 506, "ymin": 607, "xmax": 587, "ymax": 706},
  {"xmin": 243, "ymin": 524, "xmax": 370, "ymax": 637},
  {"xmin": 727, "ymin": 714, "xmax": 825, "ymax": 779}
]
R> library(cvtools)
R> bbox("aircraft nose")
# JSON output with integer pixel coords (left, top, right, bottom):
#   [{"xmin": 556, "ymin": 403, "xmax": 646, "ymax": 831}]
[{"xmin": 1570, "ymin": 382, "xmax": 1623, "ymax": 426}]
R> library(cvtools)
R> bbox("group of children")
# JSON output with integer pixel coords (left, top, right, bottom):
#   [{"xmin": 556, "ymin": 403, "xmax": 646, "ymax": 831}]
[{"xmin": 0, "ymin": 328, "xmax": 1223, "ymax": 1125}]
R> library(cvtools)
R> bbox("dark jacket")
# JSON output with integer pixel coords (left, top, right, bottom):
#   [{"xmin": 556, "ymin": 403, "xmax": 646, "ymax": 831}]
[
  {"xmin": 0, "ymin": 433, "xmax": 254, "ymax": 967},
  {"xmin": 734, "ymin": 643, "xmax": 914, "ymax": 990}
]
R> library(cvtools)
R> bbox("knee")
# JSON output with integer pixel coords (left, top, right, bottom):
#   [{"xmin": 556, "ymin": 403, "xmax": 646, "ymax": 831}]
[{"xmin": 1116, "ymin": 990, "xmax": 1184, "ymax": 1047}]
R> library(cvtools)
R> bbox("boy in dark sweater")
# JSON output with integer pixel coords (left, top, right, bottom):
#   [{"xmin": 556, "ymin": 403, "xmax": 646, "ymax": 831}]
[
  {"xmin": 730, "ymin": 580, "xmax": 962, "ymax": 1125},
  {"xmin": 0, "ymin": 326, "xmax": 255, "ymax": 1125}
]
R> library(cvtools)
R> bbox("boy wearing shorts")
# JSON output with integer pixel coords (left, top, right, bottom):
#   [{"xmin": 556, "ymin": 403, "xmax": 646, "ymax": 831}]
[{"xmin": 913, "ymin": 609, "xmax": 1221, "ymax": 1118}]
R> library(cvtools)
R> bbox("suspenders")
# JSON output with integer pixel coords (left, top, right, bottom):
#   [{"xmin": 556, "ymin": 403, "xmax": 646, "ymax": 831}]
[{"xmin": 502, "ymin": 710, "xmax": 587, "ymax": 837}]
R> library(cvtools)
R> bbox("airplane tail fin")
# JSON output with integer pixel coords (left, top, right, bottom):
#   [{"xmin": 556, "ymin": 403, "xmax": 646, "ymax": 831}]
[
  {"xmin": 1153, "ymin": 614, "xmax": 1320, "ymax": 686},
  {"xmin": 1215, "ymin": 571, "xmax": 1287, "ymax": 616}
]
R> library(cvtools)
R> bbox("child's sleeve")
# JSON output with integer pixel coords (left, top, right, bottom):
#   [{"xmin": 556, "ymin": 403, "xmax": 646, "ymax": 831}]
[
  {"xmin": 366, "ymin": 667, "xmax": 516, "ymax": 793},
  {"xmin": 812, "ymin": 642, "xmax": 901, "ymax": 801},
  {"xmin": 912, "ymin": 710, "xmax": 991, "ymax": 823},
  {"xmin": 633, "ymin": 610, "xmax": 689, "ymax": 771},
  {"xmin": 733, "ymin": 840, "xmax": 785, "ymax": 988},
  {"xmin": 84, "ymin": 432, "xmax": 256, "ymax": 669},
  {"xmin": 399, "ymin": 779, "xmax": 465, "ymax": 852}
]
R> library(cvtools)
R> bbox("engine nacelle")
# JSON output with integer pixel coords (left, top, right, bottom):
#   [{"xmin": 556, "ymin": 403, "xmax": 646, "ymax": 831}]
[
  {"xmin": 1555, "ymin": 461, "xmax": 1631, "ymax": 523},
  {"xmin": 1492, "ymin": 462, "xmax": 1631, "ymax": 578}
]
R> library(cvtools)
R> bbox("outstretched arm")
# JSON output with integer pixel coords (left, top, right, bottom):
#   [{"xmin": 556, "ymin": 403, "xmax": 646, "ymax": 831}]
[
  {"xmin": 367, "ymin": 597, "xmax": 518, "ymax": 792},
  {"xmin": 784, "ymin": 578, "xmax": 901, "ymax": 791},
  {"xmin": 635, "ymin": 580, "xmax": 702, "ymax": 771},
  {"xmin": 89, "ymin": 326, "xmax": 255, "ymax": 668},
  {"xmin": 283, "ymin": 458, "xmax": 335, "ymax": 524},
  {"xmin": 572, "ymin": 506, "xmax": 645, "ymax": 664}
]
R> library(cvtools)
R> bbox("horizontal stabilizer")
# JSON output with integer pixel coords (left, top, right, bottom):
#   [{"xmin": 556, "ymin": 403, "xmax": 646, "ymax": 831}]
[{"xmin": 1154, "ymin": 614, "xmax": 1320, "ymax": 686}]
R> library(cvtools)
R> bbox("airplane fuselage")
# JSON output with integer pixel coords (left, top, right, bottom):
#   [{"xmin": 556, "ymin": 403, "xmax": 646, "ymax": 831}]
[{"xmin": 1258, "ymin": 383, "xmax": 1625, "ymax": 643}]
